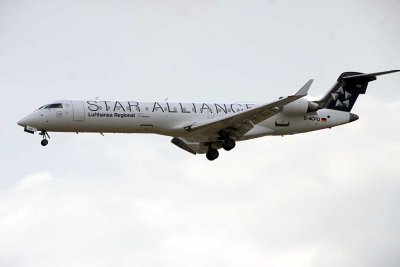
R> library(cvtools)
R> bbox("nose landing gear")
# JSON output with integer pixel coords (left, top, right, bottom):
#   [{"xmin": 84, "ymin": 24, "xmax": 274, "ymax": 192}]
[
  {"xmin": 39, "ymin": 131, "xmax": 50, "ymax": 146},
  {"xmin": 41, "ymin": 139, "xmax": 48, "ymax": 146}
]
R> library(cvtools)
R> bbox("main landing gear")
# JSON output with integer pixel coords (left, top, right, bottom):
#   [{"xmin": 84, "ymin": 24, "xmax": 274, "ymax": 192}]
[
  {"xmin": 206, "ymin": 148, "xmax": 219, "ymax": 161},
  {"xmin": 205, "ymin": 138, "xmax": 236, "ymax": 161},
  {"xmin": 222, "ymin": 138, "xmax": 235, "ymax": 151},
  {"xmin": 39, "ymin": 131, "xmax": 50, "ymax": 146}
]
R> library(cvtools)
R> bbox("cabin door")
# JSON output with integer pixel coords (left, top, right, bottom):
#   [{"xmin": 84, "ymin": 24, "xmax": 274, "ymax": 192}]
[{"xmin": 72, "ymin": 100, "xmax": 85, "ymax": 121}]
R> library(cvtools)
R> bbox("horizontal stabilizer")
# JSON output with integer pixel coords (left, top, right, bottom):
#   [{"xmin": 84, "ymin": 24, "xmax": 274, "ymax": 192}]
[{"xmin": 342, "ymin": 70, "xmax": 400, "ymax": 81}]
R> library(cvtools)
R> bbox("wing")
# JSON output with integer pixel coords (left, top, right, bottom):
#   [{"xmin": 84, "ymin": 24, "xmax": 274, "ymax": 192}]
[{"xmin": 173, "ymin": 80, "xmax": 313, "ymax": 151}]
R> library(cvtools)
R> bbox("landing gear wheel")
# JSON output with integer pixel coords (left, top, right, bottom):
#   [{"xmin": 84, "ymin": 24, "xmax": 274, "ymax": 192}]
[
  {"xmin": 206, "ymin": 149, "xmax": 219, "ymax": 161},
  {"xmin": 39, "ymin": 131, "xmax": 50, "ymax": 147},
  {"xmin": 222, "ymin": 138, "xmax": 235, "ymax": 151},
  {"xmin": 41, "ymin": 139, "xmax": 49, "ymax": 146}
]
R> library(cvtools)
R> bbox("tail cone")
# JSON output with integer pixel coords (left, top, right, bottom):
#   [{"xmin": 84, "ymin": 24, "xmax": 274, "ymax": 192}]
[{"xmin": 349, "ymin": 113, "xmax": 359, "ymax": 122}]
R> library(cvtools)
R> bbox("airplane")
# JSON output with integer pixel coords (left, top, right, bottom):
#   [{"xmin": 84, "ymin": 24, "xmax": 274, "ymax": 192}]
[{"xmin": 17, "ymin": 70, "xmax": 399, "ymax": 160}]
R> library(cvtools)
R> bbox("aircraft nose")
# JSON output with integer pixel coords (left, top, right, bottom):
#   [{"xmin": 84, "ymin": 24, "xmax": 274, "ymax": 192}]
[{"xmin": 17, "ymin": 116, "xmax": 29, "ymax": 127}]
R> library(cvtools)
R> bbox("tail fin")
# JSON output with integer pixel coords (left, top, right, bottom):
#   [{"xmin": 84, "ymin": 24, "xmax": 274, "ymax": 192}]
[{"xmin": 316, "ymin": 70, "xmax": 399, "ymax": 111}]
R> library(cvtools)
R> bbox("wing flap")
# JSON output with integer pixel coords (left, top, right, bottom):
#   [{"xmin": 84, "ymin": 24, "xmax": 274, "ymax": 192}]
[{"xmin": 171, "ymin": 137, "xmax": 197, "ymax": 154}]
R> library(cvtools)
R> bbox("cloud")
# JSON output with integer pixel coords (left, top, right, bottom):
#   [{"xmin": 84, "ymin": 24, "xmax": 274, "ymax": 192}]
[
  {"xmin": 0, "ymin": 96, "xmax": 399, "ymax": 267},
  {"xmin": 15, "ymin": 172, "xmax": 53, "ymax": 192}
]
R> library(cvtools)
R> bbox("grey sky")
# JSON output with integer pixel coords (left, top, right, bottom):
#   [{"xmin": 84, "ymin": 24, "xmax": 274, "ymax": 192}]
[{"xmin": 1, "ymin": 1, "xmax": 400, "ymax": 267}]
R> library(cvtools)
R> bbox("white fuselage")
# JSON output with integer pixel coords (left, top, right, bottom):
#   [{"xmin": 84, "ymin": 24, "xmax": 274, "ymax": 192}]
[
  {"xmin": 18, "ymin": 68, "xmax": 398, "ymax": 159},
  {"xmin": 18, "ymin": 100, "xmax": 353, "ymax": 142}
]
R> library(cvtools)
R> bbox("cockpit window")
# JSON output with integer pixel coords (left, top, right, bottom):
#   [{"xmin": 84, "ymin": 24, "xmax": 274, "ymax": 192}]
[
  {"xmin": 47, "ymin": 103, "xmax": 63, "ymax": 109},
  {"xmin": 38, "ymin": 103, "xmax": 63, "ymax": 110}
]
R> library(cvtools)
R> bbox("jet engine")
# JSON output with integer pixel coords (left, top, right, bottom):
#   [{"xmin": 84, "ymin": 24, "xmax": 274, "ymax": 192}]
[{"xmin": 281, "ymin": 98, "xmax": 320, "ymax": 116}]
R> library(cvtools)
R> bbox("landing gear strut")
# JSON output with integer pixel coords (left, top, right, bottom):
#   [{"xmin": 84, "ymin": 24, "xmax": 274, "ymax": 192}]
[{"xmin": 39, "ymin": 131, "xmax": 50, "ymax": 146}]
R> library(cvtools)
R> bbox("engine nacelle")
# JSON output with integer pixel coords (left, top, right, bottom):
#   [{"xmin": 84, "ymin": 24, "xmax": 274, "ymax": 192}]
[{"xmin": 281, "ymin": 98, "xmax": 320, "ymax": 116}]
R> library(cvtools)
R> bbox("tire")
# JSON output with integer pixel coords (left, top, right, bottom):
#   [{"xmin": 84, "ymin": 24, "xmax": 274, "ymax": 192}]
[
  {"xmin": 41, "ymin": 139, "xmax": 48, "ymax": 146},
  {"xmin": 222, "ymin": 138, "xmax": 235, "ymax": 151},
  {"xmin": 206, "ymin": 149, "xmax": 219, "ymax": 161}
]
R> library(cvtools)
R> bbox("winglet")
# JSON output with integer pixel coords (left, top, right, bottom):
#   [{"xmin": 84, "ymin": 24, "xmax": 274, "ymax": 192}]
[{"xmin": 295, "ymin": 79, "xmax": 313, "ymax": 96}]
